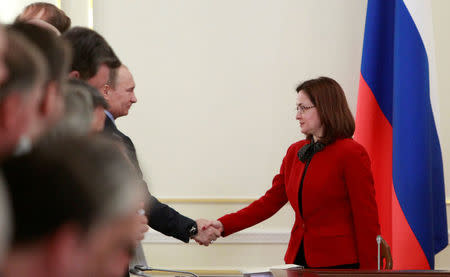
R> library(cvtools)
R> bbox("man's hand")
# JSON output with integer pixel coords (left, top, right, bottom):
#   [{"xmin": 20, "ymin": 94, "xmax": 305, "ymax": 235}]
[{"xmin": 193, "ymin": 219, "xmax": 223, "ymax": 246}]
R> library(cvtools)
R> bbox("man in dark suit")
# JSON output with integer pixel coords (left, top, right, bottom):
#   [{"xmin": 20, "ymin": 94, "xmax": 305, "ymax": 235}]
[{"xmin": 101, "ymin": 64, "xmax": 221, "ymax": 245}]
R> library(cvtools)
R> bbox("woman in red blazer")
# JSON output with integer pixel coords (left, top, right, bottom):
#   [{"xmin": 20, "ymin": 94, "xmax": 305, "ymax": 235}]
[{"xmin": 213, "ymin": 77, "xmax": 380, "ymax": 269}]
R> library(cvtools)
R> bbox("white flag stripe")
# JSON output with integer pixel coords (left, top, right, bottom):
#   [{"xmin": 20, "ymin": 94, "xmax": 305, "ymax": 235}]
[{"xmin": 402, "ymin": 0, "xmax": 440, "ymax": 136}]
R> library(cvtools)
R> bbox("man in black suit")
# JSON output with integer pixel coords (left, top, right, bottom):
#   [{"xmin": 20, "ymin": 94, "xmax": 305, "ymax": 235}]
[{"xmin": 101, "ymin": 64, "xmax": 221, "ymax": 244}]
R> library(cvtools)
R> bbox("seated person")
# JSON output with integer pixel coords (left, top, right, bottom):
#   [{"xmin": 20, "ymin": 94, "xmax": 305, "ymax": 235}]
[
  {"xmin": 53, "ymin": 79, "xmax": 95, "ymax": 136},
  {"xmin": 8, "ymin": 22, "xmax": 71, "ymax": 141},
  {"xmin": 1, "ymin": 135, "xmax": 147, "ymax": 277},
  {"xmin": 67, "ymin": 78, "xmax": 109, "ymax": 132},
  {"xmin": 0, "ymin": 29, "xmax": 48, "ymax": 158}
]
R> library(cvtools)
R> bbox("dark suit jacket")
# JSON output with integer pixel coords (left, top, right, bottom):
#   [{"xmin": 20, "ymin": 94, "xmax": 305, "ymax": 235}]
[
  {"xmin": 103, "ymin": 115, "xmax": 195, "ymax": 243},
  {"xmin": 219, "ymin": 138, "xmax": 380, "ymax": 269}
]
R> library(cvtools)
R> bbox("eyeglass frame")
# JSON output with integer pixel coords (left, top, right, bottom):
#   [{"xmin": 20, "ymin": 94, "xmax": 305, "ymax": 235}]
[{"xmin": 296, "ymin": 105, "xmax": 316, "ymax": 114}]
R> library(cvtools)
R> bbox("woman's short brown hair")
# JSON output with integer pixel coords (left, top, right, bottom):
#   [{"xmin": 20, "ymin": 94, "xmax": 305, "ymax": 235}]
[{"xmin": 296, "ymin": 76, "xmax": 355, "ymax": 145}]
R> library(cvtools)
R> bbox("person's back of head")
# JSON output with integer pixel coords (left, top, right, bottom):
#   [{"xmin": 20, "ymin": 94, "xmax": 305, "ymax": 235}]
[
  {"xmin": 15, "ymin": 2, "xmax": 71, "ymax": 33},
  {"xmin": 8, "ymin": 22, "xmax": 72, "ymax": 138},
  {"xmin": 48, "ymin": 79, "xmax": 95, "ymax": 138},
  {"xmin": 0, "ymin": 29, "xmax": 47, "ymax": 97},
  {"xmin": 9, "ymin": 22, "xmax": 71, "ymax": 88},
  {"xmin": 2, "ymin": 135, "xmax": 142, "ymax": 277},
  {"xmin": 0, "ymin": 29, "xmax": 48, "ymax": 158},
  {"xmin": 25, "ymin": 18, "xmax": 61, "ymax": 35},
  {"xmin": 63, "ymin": 27, "xmax": 121, "ymax": 86},
  {"xmin": 67, "ymin": 79, "xmax": 109, "ymax": 132},
  {"xmin": 69, "ymin": 79, "xmax": 108, "ymax": 110}
]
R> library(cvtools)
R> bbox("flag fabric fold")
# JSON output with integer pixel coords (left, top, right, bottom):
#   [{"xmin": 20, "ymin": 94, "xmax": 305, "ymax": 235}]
[{"xmin": 355, "ymin": 0, "xmax": 447, "ymax": 269}]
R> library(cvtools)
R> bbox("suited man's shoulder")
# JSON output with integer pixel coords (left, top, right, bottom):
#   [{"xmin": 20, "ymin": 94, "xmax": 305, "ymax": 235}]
[
  {"xmin": 103, "ymin": 114, "xmax": 116, "ymax": 132},
  {"xmin": 102, "ymin": 115, "xmax": 130, "ymax": 140}
]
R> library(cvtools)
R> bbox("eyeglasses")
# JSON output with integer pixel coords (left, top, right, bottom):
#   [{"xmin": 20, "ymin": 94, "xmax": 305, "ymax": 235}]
[{"xmin": 296, "ymin": 105, "xmax": 315, "ymax": 114}]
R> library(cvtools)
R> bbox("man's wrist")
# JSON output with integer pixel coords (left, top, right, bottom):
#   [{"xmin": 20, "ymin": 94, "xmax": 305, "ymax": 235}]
[{"xmin": 188, "ymin": 223, "xmax": 198, "ymax": 239}]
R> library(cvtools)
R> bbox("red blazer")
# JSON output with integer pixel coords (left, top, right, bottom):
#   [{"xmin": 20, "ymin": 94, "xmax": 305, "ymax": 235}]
[{"xmin": 218, "ymin": 138, "xmax": 380, "ymax": 269}]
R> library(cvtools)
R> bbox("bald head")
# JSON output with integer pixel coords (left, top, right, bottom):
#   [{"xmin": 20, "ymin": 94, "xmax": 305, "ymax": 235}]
[
  {"xmin": 16, "ymin": 2, "xmax": 71, "ymax": 33},
  {"xmin": 26, "ymin": 18, "xmax": 60, "ymax": 35}
]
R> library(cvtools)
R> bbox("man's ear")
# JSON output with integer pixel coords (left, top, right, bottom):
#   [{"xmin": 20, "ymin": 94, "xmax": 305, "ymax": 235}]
[
  {"xmin": 102, "ymin": 84, "xmax": 111, "ymax": 99},
  {"xmin": 68, "ymin": 71, "xmax": 80, "ymax": 79},
  {"xmin": 40, "ymin": 81, "xmax": 63, "ymax": 122}
]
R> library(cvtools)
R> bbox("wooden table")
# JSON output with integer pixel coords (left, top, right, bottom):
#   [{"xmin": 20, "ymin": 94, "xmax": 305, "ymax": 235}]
[{"xmin": 270, "ymin": 268, "xmax": 450, "ymax": 277}]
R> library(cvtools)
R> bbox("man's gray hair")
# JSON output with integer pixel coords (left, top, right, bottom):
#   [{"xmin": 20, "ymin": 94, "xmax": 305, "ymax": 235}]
[{"xmin": 49, "ymin": 80, "xmax": 94, "ymax": 137}]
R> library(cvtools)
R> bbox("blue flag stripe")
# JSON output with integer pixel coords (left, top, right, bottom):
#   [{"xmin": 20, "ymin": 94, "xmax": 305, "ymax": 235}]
[
  {"xmin": 392, "ymin": 0, "xmax": 447, "ymax": 269},
  {"xmin": 360, "ymin": 0, "xmax": 395, "ymax": 124}
]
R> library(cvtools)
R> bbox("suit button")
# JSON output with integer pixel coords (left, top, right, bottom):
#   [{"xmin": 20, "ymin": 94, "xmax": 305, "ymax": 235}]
[{"xmin": 302, "ymin": 224, "xmax": 305, "ymax": 229}]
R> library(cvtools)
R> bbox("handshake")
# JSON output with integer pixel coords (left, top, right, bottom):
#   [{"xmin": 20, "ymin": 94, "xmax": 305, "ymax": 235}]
[
  {"xmin": 192, "ymin": 219, "xmax": 223, "ymax": 246},
  {"xmin": 133, "ymin": 205, "xmax": 223, "ymax": 247}
]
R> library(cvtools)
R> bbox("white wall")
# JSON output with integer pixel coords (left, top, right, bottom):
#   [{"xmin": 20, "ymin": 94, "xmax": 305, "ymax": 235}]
[
  {"xmin": 60, "ymin": 0, "xmax": 91, "ymax": 28},
  {"xmin": 92, "ymin": 0, "xmax": 450, "ymax": 272},
  {"xmin": 5, "ymin": 0, "xmax": 450, "ymax": 272},
  {"xmin": 93, "ymin": 0, "xmax": 367, "ymax": 199}
]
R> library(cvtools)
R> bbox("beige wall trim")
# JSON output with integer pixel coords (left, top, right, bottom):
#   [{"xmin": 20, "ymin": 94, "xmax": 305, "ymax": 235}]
[
  {"xmin": 144, "ymin": 230, "xmax": 450, "ymax": 245},
  {"xmin": 158, "ymin": 197, "xmax": 256, "ymax": 204},
  {"xmin": 143, "ymin": 230, "xmax": 290, "ymax": 244}
]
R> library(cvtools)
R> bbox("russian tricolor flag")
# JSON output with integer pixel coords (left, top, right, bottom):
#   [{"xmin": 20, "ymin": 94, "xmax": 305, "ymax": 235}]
[{"xmin": 355, "ymin": 0, "xmax": 447, "ymax": 269}]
